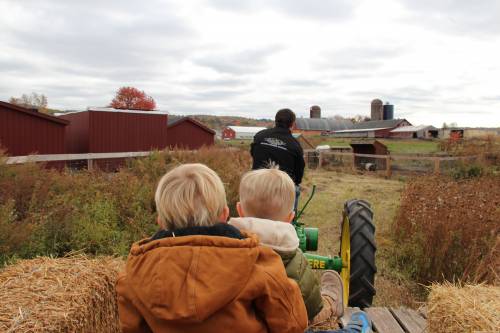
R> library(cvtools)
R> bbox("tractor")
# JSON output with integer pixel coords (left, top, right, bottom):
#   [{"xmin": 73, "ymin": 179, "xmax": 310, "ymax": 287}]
[{"xmin": 293, "ymin": 186, "xmax": 377, "ymax": 308}]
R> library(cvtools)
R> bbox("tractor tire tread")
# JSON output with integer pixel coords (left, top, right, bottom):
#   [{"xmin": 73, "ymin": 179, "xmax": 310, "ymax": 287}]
[{"xmin": 343, "ymin": 199, "xmax": 377, "ymax": 308}]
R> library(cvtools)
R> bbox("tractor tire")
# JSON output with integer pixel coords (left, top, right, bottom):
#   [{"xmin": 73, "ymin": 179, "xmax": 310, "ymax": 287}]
[{"xmin": 342, "ymin": 199, "xmax": 377, "ymax": 308}]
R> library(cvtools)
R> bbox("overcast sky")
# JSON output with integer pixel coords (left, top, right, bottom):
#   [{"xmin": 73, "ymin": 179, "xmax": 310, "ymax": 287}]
[{"xmin": 1, "ymin": 0, "xmax": 499, "ymax": 127}]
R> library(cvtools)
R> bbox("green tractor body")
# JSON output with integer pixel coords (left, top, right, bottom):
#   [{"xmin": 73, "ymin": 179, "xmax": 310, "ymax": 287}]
[{"xmin": 293, "ymin": 185, "xmax": 377, "ymax": 308}]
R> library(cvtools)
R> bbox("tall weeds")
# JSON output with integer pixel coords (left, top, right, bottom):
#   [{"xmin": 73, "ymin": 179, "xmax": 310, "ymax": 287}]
[
  {"xmin": 0, "ymin": 148, "xmax": 251, "ymax": 265},
  {"xmin": 392, "ymin": 175, "xmax": 500, "ymax": 285}
]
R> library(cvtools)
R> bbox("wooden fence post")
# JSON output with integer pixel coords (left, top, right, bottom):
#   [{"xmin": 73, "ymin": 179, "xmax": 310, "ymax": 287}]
[
  {"xmin": 351, "ymin": 153, "xmax": 356, "ymax": 172},
  {"xmin": 386, "ymin": 156, "xmax": 392, "ymax": 178},
  {"xmin": 87, "ymin": 159, "xmax": 93, "ymax": 171},
  {"xmin": 317, "ymin": 151, "xmax": 323, "ymax": 169},
  {"xmin": 434, "ymin": 158, "xmax": 440, "ymax": 175}
]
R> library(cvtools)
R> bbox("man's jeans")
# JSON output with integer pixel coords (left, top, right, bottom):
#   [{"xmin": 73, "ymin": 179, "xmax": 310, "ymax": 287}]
[{"xmin": 294, "ymin": 185, "xmax": 301, "ymax": 214}]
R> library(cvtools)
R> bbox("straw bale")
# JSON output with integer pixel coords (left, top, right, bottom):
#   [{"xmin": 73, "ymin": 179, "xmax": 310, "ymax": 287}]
[
  {"xmin": 0, "ymin": 255, "xmax": 124, "ymax": 332},
  {"xmin": 428, "ymin": 283, "xmax": 500, "ymax": 333}
]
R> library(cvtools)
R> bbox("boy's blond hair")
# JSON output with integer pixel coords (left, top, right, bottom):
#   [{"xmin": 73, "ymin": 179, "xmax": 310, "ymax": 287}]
[
  {"xmin": 155, "ymin": 163, "xmax": 227, "ymax": 230},
  {"xmin": 239, "ymin": 167, "xmax": 295, "ymax": 221}
]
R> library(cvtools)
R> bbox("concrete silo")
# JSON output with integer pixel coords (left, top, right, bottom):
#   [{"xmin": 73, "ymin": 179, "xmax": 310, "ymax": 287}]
[
  {"xmin": 370, "ymin": 99, "xmax": 383, "ymax": 121},
  {"xmin": 310, "ymin": 105, "xmax": 321, "ymax": 118}
]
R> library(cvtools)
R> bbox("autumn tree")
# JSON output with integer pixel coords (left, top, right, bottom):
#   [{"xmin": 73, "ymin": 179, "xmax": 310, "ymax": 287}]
[
  {"xmin": 9, "ymin": 92, "xmax": 48, "ymax": 111},
  {"xmin": 109, "ymin": 86, "xmax": 157, "ymax": 111}
]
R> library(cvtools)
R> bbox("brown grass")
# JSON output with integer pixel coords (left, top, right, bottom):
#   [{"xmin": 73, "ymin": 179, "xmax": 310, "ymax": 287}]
[
  {"xmin": 0, "ymin": 148, "xmax": 252, "ymax": 265},
  {"xmin": 393, "ymin": 175, "xmax": 500, "ymax": 284},
  {"xmin": 428, "ymin": 283, "xmax": 500, "ymax": 333},
  {"xmin": 0, "ymin": 255, "xmax": 124, "ymax": 332}
]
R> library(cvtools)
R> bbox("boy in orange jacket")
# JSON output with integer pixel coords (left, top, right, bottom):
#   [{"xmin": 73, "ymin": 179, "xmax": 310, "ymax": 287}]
[{"xmin": 116, "ymin": 163, "xmax": 307, "ymax": 333}]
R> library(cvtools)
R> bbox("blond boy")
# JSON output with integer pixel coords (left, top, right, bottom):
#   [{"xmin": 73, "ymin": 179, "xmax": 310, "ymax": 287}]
[
  {"xmin": 229, "ymin": 167, "xmax": 344, "ymax": 324},
  {"xmin": 116, "ymin": 163, "xmax": 307, "ymax": 333}
]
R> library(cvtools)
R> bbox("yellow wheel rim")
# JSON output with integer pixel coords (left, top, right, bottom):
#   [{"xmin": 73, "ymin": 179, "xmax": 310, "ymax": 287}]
[{"xmin": 340, "ymin": 214, "xmax": 350, "ymax": 307}]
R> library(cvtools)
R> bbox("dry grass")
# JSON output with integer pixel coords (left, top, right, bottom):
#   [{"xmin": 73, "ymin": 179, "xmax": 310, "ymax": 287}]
[
  {"xmin": 393, "ymin": 175, "xmax": 500, "ymax": 284},
  {"xmin": 299, "ymin": 170, "xmax": 422, "ymax": 307},
  {"xmin": 0, "ymin": 255, "xmax": 124, "ymax": 333},
  {"xmin": 0, "ymin": 148, "xmax": 252, "ymax": 265},
  {"xmin": 428, "ymin": 283, "xmax": 500, "ymax": 333}
]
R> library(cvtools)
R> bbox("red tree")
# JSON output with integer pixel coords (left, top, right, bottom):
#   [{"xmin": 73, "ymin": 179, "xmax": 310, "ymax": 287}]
[{"xmin": 109, "ymin": 87, "xmax": 157, "ymax": 111}]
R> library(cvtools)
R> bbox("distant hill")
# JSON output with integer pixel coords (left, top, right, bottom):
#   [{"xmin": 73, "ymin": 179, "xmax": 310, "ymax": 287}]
[{"xmin": 172, "ymin": 114, "xmax": 273, "ymax": 131}]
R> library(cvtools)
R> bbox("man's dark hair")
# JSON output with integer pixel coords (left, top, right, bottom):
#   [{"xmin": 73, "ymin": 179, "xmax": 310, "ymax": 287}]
[{"xmin": 275, "ymin": 109, "xmax": 296, "ymax": 128}]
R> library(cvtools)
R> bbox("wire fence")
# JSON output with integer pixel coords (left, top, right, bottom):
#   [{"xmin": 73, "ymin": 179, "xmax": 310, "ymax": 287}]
[
  {"xmin": 5, "ymin": 150, "xmax": 481, "ymax": 177},
  {"xmin": 5, "ymin": 151, "xmax": 152, "ymax": 171},
  {"xmin": 304, "ymin": 150, "xmax": 480, "ymax": 177}
]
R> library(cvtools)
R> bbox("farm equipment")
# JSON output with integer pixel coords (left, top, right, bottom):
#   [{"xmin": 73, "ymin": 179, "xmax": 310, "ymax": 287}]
[{"xmin": 293, "ymin": 185, "xmax": 377, "ymax": 308}]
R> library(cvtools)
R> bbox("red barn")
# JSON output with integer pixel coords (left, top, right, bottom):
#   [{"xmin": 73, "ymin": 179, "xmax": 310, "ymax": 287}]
[
  {"xmin": 222, "ymin": 126, "xmax": 236, "ymax": 140},
  {"xmin": 59, "ymin": 107, "xmax": 168, "ymax": 169},
  {"xmin": 0, "ymin": 101, "xmax": 68, "ymax": 156},
  {"xmin": 59, "ymin": 107, "xmax": 169, "ymax": 153},
  {"xmin": 221, "ymin": 126, "xmax": 267, "ymax": 140},
  {"xmin": 167, "ymin": 117, "xmax": 215, "ymax": 150}
]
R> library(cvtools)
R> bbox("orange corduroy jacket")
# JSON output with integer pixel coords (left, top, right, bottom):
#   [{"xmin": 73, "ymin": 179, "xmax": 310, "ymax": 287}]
[{"xmin": 116, "ymin": 230, "xmax": 308, "ymax": 333}]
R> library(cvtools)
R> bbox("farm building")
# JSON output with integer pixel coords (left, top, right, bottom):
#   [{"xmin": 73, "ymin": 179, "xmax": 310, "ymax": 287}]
[
  {"xmin": 292, "ymin": 105, "xmax": 353, "ymax": 135},
  {"xmin": 332, "ymin": 119, "xmax": 412, "ymax": 138},
  {"xmin": 350, "ymin": 140, "xmax": 388, "ymax": 171},
  {"xmin": 58, "ymin": 107, "xmax": 169, "ymax": 154},
  {"xmin": 167, "ymin": 116, "xmax": 215, "ymax": 149},
  {"xmin": 292, "ymin": 118, "xmax": 353, "ymax": 136},
  {"xmin": 222, "ymin": 126, "xmax": 267, "ymax": 140},
  {"xmin": 439, "ymin": 127, "xmax": 500, "ymax": 139},
  {"xmin": 0, "ymin": 101, "xmax": 68, "ymax": 156},
  {"xmin": 390, "ymin": 125, "xmax": 438, "ymax": 139}
]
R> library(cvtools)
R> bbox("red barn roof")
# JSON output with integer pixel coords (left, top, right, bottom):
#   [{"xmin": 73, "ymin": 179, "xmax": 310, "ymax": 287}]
[
  {"xmin": 167, "ymin": 117, "xmax": 215, "ymax": 150},
  {"xmin": 0, "ymin": 101, "xmax": 69, "ymax": 125},
  {"xmin": 168, "ymin": 117, "xmax": 216, "ymax": 134}
]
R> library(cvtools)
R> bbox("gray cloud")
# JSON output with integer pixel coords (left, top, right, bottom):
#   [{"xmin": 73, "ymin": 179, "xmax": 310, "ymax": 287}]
[
  {"xmin": 2, "ymin": 0, "xmax": 196, "ymax": 83},
  {"xmin": 315, "ymin": 46, "xmax": 403, "ymax": 75},
  {"xmin": 183, "ymin": 77, "xmax": 247, "ymax": 88},
  {"xmin": 207, "ymin": 0, "xmax": 359, "ymax": 21},
  {"xmin": 190, "ymin": 89, "xmax": 248, "ymax": 101},
  {"xmin": 0, "ymin": 0, "xmax": 498, "ymax": 127},
  {"xmin": 399, "ymin": 0, "xmax": 500, "ymax": 36},
  {"xmin": 192, "ymin": 45, "xmax": 284, "ymax": 75}
]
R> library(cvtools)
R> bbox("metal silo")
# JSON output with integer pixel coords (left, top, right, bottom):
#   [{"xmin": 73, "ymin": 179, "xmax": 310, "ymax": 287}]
[
  {"xmin": 371, "ymin": 99, "xmax": 383, "ymax": 121},
  {"xmin": 383, "ymin": 103, "xmax": 394, "ymax": 120},
  {"xmin": 310, "ymin": 105, "xmax": 321, "ymax": 118}
]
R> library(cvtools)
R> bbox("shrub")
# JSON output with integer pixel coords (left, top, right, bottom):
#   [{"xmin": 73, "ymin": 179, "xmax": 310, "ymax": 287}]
[
  {"xmin": 392, "ymin": 175, "xmax": 500, "ymax": 284},
  {"xmin": 449, "ymin": 162, "xmax": 484, "ymax": 180},
  {"xmin": 0, "ymin": 148, "xmax": 252, "ymax": 266}
]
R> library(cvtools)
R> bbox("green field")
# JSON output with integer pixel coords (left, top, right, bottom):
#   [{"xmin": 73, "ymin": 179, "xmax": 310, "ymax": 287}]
[
  {"xmin": 219, "ymin": 137, "xmax": 440, "ymax": 155},
  {"xmin": 313, "ymin": 137, "xmax": 440, "ymax": 155}
]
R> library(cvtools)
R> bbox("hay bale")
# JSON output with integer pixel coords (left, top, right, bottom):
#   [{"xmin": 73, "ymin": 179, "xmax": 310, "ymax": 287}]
[
  {"xmin": 0, "ymin": 255, "xmax": 124, "ymax": 332},
  {"xmin": 428, "ymin": 283, "xmax": 500, "ymax": 333}
]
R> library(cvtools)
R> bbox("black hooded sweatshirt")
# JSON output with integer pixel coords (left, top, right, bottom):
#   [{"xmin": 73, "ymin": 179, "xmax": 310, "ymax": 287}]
[{"xmin": 250, "ymin": 127, "xmax": 305, "ymax": 185}]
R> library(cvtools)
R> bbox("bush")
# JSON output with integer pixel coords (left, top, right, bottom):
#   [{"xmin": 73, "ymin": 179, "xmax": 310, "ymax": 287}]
[
  {"xmin": 0, "ymin": 148, "xmax": 251, "ymax": 266},
  {"xmin": 449, "ymin": 162, "xmax": 483, "ymax": 180},
  {"xmin": 392, "ymin": 175, "xmax": 500, "ymax": 285}
]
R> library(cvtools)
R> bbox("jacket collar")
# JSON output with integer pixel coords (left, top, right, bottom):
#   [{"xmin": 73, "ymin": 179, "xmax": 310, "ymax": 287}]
[
  {"xmin": 130, "ymin": 228, "xmax": 257, "ymax": 256},
  {"xmin": 151, "ymin": 223, "xmax": 244, "ymax": 241},
  {"xmin": 228, "ymin": 217, "xmax": 299, "ymax": 253},
  {"xmin": 274, "ymin": 126, "xmax": 292, "ymax": 134}
]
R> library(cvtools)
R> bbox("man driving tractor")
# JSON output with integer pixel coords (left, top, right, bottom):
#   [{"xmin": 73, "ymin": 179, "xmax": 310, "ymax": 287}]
[{"xmin": 250, "ymin": 108, "xmax": 305, "ymax": 211}]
